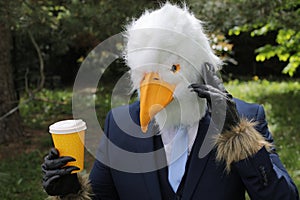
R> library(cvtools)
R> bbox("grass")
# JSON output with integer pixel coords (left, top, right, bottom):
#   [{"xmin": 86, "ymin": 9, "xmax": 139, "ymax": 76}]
[
  {"xmin": 0, "ymin": 151, "xmax": 48, "ymax": 199},
  {"xmin": 0, "ymin": 79, "xmax": 299, "ymax": 199}
]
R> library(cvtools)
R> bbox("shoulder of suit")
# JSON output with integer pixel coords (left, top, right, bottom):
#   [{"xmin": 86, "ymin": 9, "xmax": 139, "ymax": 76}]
[
  {"xmin": 234, "ymin": 98, "xmax": 260, "ymax": 108},
  {"xmin": 233, "ymin": 98, "xmax": 262, "ymax": 118},
  {"xmin": 110, "ymin": 101, "xmax": 140, "ymax": 113},
  {"xmin": 108, "ymin": 101, "xmax": 140, "ymax": 122}
]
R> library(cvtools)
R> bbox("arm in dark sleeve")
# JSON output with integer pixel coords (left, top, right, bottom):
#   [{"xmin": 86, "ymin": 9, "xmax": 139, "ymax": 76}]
[
  {"xmin": 89, "ymin": 111, "xmax": 120, "ymax": 200},
  {"xmin": 235, "ymin": 105, "xmax": 299, "ymax": 200},
  {"xmin": 89, "ymin": 160, "xmax": 119, "ymax": 200}
]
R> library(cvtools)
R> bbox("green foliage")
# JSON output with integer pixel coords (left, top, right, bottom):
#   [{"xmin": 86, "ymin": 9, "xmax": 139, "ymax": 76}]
[
  {"xmin": 282, "ymin": 52, "xmax": 300, "ymax": 77},
  {"xmin": 0, "ymin": 151, "xmax": 48, "ymax": 199},
  {"xmin": 20, "ymin": 89, "xmax": 73, "ymax": 128},
  {"xmin": 0, "ymin": 172, "xmax": 9, "ymax": 185},
  {"xmin": 227, "ymin": 0, "xmax": 300, "ymax": 76},
  {"xmin": 19, "ymin": 86, "xmax": 114, "ymax": 128},
  {"xmin": 254, "ymin": 29, "xmax": 300, "ymax": 76},
  {"xmin": 1, "ymin": 0, "xmax": 155, "ymax": 90},
  {"xmin": 190, "ymin": 0, "xmax": 300, "ymax": 76}
]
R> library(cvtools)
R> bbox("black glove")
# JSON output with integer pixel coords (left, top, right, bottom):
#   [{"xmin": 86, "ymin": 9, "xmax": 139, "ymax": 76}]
[
  {"xmin": 189, "ymin": 63, "xmax": 240, "ymax": 132},
  {"xmin": 42, "ymin": 148, "xmax": 81, "ymax": 196}
]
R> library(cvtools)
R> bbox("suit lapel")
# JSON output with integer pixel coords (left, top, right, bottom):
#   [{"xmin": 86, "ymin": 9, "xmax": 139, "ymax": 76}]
[
  {"xmin": 134, "ymin": 101, "xmax": 213, "ymax": 200},
  {"xmin": 182, "ymin": 114, "xmax": 212, "ymax": 200}
]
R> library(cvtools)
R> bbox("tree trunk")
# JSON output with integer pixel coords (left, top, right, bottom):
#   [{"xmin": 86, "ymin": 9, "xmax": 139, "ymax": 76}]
[{"xmin": 0, "ymin": 23, "xmax": 23, "ymax": 143}]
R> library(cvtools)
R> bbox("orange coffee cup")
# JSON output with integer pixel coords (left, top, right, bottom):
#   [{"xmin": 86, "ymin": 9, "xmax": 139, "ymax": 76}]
[{"xmin": 49, "ymin": 119, "xmax": 87, "ymax": 173}]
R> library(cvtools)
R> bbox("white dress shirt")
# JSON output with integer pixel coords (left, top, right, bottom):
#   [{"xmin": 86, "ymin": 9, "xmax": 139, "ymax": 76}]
[{"xmin": 161, "ymin": 122, "xmax": 199, "ymax": 165}]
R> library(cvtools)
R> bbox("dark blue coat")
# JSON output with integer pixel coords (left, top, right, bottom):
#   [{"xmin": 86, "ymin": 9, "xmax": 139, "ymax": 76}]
[{"xmin": 89, "ymin": 99, "xmax": 299, "ymax": 200}]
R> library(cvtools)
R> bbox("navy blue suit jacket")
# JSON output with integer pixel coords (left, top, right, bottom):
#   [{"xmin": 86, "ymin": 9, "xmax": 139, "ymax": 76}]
[{"xmin": 89, "ymin": 99, "xmax": 299, "ymax": 200}]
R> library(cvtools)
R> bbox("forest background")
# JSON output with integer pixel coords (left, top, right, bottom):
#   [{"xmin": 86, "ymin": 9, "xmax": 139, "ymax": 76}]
[{"xmin": 0, "ymin": 0, "xmax": 299, "ymax": 199}]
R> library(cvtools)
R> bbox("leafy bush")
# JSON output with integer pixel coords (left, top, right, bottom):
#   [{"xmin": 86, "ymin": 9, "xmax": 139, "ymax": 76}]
[{"xmin": 19, "ymin": 89, "xmax": 73, "ymax": 128}]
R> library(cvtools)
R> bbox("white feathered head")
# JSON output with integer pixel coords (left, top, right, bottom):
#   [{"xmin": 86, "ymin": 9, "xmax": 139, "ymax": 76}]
[{"xmin": 123, "ymin": 2, "xmax": 222, "ymax": 132}]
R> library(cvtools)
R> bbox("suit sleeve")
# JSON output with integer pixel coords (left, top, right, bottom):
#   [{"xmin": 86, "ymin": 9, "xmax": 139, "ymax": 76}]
[
  {"xmin": 89, "ymin": 111, "xmax": 120, "ymax": 200},
  {"xmin": 234, "ymin": 105, "xmax": 299, "ymax": 200}
]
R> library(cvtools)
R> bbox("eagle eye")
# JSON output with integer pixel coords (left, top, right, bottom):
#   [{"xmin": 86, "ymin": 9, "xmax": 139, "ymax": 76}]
[{"xmin": 171, "ymin": 64, "xmax": 180, "ymax": 73}]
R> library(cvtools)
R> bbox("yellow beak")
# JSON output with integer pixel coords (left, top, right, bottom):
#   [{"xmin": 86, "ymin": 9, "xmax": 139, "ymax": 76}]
[{"xmin": 139, "ymin": 72, "xmax": 175, "ymax": 133}]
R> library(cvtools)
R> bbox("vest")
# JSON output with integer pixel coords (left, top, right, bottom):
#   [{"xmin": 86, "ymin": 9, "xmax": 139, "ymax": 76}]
[{"xmin": 154, "ymin": 135, "xmax": 192, "ymax": 200}]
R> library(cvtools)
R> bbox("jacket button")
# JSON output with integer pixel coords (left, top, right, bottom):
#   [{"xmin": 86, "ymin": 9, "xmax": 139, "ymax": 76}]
[{"xmin": 259, "ymin": 165, "xmax": 268, "ymax": 186}]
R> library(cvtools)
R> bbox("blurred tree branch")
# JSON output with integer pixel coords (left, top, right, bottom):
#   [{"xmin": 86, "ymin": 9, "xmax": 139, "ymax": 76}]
[{"xmin": 28, "ymin": 30, "xmax": 45, "ymax": 94}]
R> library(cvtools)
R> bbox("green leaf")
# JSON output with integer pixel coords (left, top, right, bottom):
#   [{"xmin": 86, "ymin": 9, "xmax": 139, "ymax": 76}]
[
  {"xmin": 255, "ymin": 44, "xmax": 277, "ymax": 61},
  {"xmin": 282, "ymin": 54, "xmax": 300, "ymax": 76},
  {"xmin": 250, "ymin": 22, "xmax": 276, "ymax": 37},
  {"xmin": 228, "ymin": 26, "xmax": 240, "ymax": 36},
  {"xmin": 256, "ymin": 54, "xmax": 266, "ymax": 62},
  {"xmin": 228, "ymin": 25, "xmax": 249, "ymax": 36},
  {"xmin": 278, "ymin": 53, "xmax": 290, "ymax": 62},
  {"xmin": 277, "ymin": 29, "xmax": 296, "ymax": 44}
]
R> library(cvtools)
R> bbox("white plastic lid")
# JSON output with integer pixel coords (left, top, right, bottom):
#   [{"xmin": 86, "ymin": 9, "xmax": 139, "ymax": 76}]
[{"xmin": 49, "ymin": 119, "xmax": 87, "ymax": 134}]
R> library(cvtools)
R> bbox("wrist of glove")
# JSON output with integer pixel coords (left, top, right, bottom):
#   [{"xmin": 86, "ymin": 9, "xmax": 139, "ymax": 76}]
[
  {"xmin": 189, "ymin": 83, "xmax": 240, "ymax": 133},
  {"xmin": 42, "ymin": 148, "xmax": 81, "ymax": 196}
]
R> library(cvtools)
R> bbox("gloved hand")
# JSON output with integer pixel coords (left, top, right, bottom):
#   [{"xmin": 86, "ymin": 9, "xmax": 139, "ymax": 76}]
[
  {"xmin": 42, "ymin": 148, "xmax": 81, "ymax": 196},
  {"xmin": 190, "ymin": 63, "xmax": 272, "ymax": 172},
  {"xmin": 189, "ymin": 63, "xmax": 239, "ymax": 133}
]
